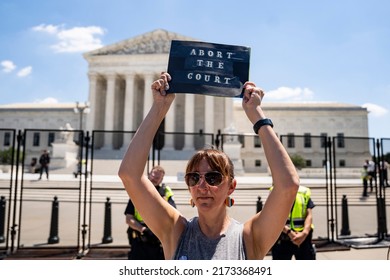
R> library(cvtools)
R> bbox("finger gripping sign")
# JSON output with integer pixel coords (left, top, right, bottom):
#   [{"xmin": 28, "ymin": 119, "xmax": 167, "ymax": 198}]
[{"xmin": 166, "ymin": 40, "xmax": 251, "ymax": 97}]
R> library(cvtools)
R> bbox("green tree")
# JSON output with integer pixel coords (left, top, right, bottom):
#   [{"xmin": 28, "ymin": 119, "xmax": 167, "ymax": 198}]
[
  {"xmin": 290, "ymin": 154, "xmax": 306, "ymax": 170},
  {"xmin": 0, "ymin": 147, "xmax": 14, "ymax": 164}
]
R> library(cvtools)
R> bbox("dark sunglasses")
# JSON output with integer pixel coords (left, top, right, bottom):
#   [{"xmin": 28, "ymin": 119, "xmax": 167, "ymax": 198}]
[{"xmin": 184, "ymin": 171, "xmax": 224, "ymax": 187}]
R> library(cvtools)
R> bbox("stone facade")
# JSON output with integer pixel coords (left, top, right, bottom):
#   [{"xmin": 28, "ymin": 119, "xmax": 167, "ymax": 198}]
[
  {"xmin": 234, "ymin": 101, "xmax": 370, "ymax": 171},
  {"xmin": 0, "ymin": 103, "xmax": 84, "ymax": 167},
  {"xmin": 83, "ymin": 29, "xmax": 234, "ymax": 151},
  {"xmin": 0, "ymin": 29, "xmax": 370, "ymax": 173}
]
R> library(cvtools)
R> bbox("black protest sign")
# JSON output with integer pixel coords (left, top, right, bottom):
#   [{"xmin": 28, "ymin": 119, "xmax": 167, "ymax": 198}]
[{"xmin": 166, "ymin": 40, "xmax": 250, "ymax": 97}]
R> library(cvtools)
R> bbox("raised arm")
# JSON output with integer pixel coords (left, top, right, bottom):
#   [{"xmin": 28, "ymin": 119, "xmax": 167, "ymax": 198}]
[
  {"xmin": 241, "ymin": 82, "xmax": 299, "ymax": 259},
  {"xmin": 118, "ymin": 73, "xmax": 186, "ymax": 258}
]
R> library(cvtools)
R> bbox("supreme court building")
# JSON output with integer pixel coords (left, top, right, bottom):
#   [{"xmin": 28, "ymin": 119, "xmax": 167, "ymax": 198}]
[
  {"xmin": 83, "ymin": 29, "xmax": 235, "ymax": 153},
  {"xmin": 0, "ymin": 29, "xmax": 371, "ymax": 172},
  {"xmin": 82, "ymin": 29, "xmax": 370, "ymax": 168}
]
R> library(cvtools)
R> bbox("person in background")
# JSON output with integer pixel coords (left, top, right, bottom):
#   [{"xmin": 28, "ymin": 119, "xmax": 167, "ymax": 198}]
[
  {"xmin": 379, "ymin": 160, "xmax": 389, "ymax": 187},
  {"xmin": 29, "ymin": 158, "xmax": 37, "ymax": 173},
  {"xmin": 73, "ymin": 158, "xmax": 86, "ymax": 178},
  {"xmin": 38, "ymin": 150, "xmax": 50, "ymax": 180},
  {"xmin": 271, "ymin": 185, "xmax": 316, "ymax": 260},
  {"xmin": 118, "ymin": 72, "xmax": 299, "ymax": 260},
  {"xmin": 365, "ymin": 159, "xmax": 376, "ymax": 191},
  {"xmin": 124, "ymin": 165, "xmax": 176, "ymax": 260},
  {"xmin": 361, "ymin": 164, "xmax": 370, "ymax": 197}
]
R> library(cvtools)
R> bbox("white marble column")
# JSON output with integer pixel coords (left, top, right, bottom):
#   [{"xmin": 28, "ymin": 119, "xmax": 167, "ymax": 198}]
[
  {"xmin": 143, "ymin": 73, "xmax": 155, "ymax": 119},
  {"xmin": 184, "ymin": 94, "xmax": 195, "ymax": 150},
  {"xmin": 143, "ymin": 73, "xmax": 156, "ymax": 159},
  {"xmin": 164, "ymin": 98, "xmax": 176, "ymax": 150},
  {"xmin": 103, "ymin": 73, "xmax": 116, "ymax": 148},
  {"xmin": 204, "ymin": 95, "xmax": 214, "ymax": 133},
  {"xmin": 123, "ymin": 72, "xmax": 135, "ymax": 148},
  {"xmin": 86, "ymin": 72, "xmax": 98, "ymax": 132},
  {"xmin": 224, "ymin": 97, "xmax": 234, "ymax": 129}
]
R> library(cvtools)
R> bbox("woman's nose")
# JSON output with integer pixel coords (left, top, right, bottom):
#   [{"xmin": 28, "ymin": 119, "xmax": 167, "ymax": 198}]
[{"xmin": 197, "ymin": 176, "xmax": 209, "ymax": 190}]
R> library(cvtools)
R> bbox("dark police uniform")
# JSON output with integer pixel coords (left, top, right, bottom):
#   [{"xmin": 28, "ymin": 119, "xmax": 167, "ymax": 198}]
[
  {"xmin": 124, "ymin": 184, "xmax": 176, "ymax": 260},
  {"xmin": 271, "ymin": 186, "xmax": 316, "ymax": 260}
]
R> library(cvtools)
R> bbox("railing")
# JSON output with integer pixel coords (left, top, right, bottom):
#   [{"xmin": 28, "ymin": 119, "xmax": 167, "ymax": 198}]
[{"xmin": 0, "ymin": 129, "xmax": 388, "ymax": 258}]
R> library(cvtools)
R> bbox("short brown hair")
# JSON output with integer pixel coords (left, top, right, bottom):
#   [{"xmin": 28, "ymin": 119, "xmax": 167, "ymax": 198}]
[
  {"xmin": 186, "ymin": 149, "xmax": 234, "ymax": 179},
  {"xmin": 151, "ymin": 165, "xmax": 165, "ymax": 175}
]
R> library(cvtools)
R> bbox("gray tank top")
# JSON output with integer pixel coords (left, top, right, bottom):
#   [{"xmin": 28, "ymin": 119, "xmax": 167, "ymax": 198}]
[{"xmin": 173, "ymin": 217, "xmax": 247, "ymax": 260}]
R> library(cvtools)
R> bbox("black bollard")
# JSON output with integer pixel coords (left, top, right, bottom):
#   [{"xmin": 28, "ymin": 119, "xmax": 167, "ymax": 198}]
[
  {"xmin": 256, "ymin": 196, "xmax": 263, "ymax": 213},
  {"xmin": 340, "ymin": 195, "xmax": 351, "ymax": 236},
  {"xmin": 377, "ymin": 197, "xmax": 387, "ymax": 240},
  {"xmin": 102, "ymin": 197, "xmax": 113, "ymax": 244},
  {"xmin": 0, "ymin": 196, "xmax": 6, "ymax": 243},
  {"xmin": 48, "ymin": 196, "xmax": 60, "ymax": 244}
]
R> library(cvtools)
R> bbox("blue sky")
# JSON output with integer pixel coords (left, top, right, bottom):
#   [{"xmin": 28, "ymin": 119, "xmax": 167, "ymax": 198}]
[{"xmin": 0, "ymin": 0, "xmax": 389, "ymax": 139}]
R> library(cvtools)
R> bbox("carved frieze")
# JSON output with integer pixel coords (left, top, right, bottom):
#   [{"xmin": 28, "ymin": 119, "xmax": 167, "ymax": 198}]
[{"xmin": 89, "ymin": 29, "xmax": 195, "ymax": 56}]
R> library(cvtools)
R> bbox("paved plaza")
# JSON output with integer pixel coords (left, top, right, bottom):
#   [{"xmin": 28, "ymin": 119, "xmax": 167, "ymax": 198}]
[{"xmin": 0, "ymin": 160, "xmax": 389, "ymax": 260}]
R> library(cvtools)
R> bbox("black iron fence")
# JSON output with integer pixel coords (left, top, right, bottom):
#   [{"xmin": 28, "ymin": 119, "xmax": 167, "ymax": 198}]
[{"xmin": 0, "ymin": 129, "xmax": 389, "ymax": 259}]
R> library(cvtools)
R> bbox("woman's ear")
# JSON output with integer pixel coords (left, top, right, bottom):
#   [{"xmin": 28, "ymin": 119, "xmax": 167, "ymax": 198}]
[{"xmin": 228, "ymin": 178, "xmax": 237, "ymax": 195}]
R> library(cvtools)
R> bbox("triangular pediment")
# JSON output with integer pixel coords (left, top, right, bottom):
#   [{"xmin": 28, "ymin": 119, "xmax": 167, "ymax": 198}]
[{"xmin": 84, "ymin": 29, "xmax": 197, "ymax": 57}]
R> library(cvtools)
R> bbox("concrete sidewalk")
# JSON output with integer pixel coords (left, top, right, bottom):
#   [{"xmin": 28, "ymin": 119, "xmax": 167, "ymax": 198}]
[
  {"xmin": 1, "ymin": 168, "xmax": 389, "ymax": 260},
  {"xmin": 315, "ymin": 247, "xmax": 389, "ymax": 260},
  {"xmin": 264, "ymin": 246, "xmax": 389, "ymax": 260},
  {"xmin": 2, "ymin": 246, "xmax": 388, "ymax": 260}
]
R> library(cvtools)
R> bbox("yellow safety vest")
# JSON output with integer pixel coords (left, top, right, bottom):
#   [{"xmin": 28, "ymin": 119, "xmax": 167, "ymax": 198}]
[
  {"xmin": 288, "ymin": 186, "xmax": 312, "ymax": 232},
  {"xmin": 134, "ymin": 185, "xmax": 174, "ymax": 223},
  {"xmin": 269, "ymin": 185, "xmax": 313, "ymax": 232}
]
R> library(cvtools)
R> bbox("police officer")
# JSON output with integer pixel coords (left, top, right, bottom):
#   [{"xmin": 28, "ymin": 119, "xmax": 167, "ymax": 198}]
[
  {"xmin": 124, "ymin": 166, "xmax": 176, "ymax": 260},
  {"xmin": 38, "ymin": 150, "xmax": 50, "ymax": 180},
  {"xmin": 271, "ymin": 185, "xmax": 316, "ymax": 260}
]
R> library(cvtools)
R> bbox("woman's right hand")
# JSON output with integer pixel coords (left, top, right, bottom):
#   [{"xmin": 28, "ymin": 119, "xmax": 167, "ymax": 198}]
[{"xmin": 151, "ymin": 72, "xmax": 175, "ymax": 106}]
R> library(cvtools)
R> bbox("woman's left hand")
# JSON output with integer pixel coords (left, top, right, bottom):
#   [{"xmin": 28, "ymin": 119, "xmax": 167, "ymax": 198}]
[{"xmin": 242, "ymin": 82, "xmax": 266, "ymax": 123}]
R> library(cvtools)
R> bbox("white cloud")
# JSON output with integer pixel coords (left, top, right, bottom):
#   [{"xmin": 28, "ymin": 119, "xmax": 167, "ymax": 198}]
[
  {"xmin": 266, "ymin": 86, "xmax": 314, "ymax": 101},
  {"xmin": 34, "ymin": 97, "xmax": 59, "ymax": 104},
  {"xmin": 32, "ymin": 24, "xmax": 60, "ymax": 34},
  {"xmin": 17, "ymin": 66, "xmax": 32, "ymax": 77},
  {"xmin": 1, "ymin": 60, "xmax": 16, "ymax": 73},
  {"xmin": 362, "ymin": 103, "xmax": 388, "ymax": 117},
  {"xmin": 32, "ymin": 24, "xmax": 105, "ymax": 53}
]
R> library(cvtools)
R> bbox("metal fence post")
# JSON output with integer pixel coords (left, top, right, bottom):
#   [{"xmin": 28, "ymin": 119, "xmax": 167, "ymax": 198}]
[
  {"xmin": 48, "ymin": 196, "xmax": 60, "ymax": 244},
  {"xmin": 340, "ymin": 195, "xmax": 351, "ymax": 236},
  {"xmin": 256, "ymin": 196, "xmax": 263, "ymax": 213},
  {"xmin": 0, "ymin": 196, "xmax": 6, "ymax": 243},
  {"xmin": 102, "ymin": 197, "xmax": 113, "ymax": 244}
]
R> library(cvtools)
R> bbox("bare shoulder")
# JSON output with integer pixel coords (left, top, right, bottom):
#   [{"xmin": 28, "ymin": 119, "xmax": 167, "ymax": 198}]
[
  {"xmin": 163, "ymin": 215, "xmax": 188, "ymax": 259},
  {"xmin": 242, "ymin": 216, "xmax": 264, "ymax": 259}
]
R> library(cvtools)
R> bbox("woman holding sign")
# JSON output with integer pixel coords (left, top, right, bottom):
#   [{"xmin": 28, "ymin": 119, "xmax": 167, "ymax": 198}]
[{"xmin": 119, "ymin": 72, "xmax": 299, "ymax": 260}]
